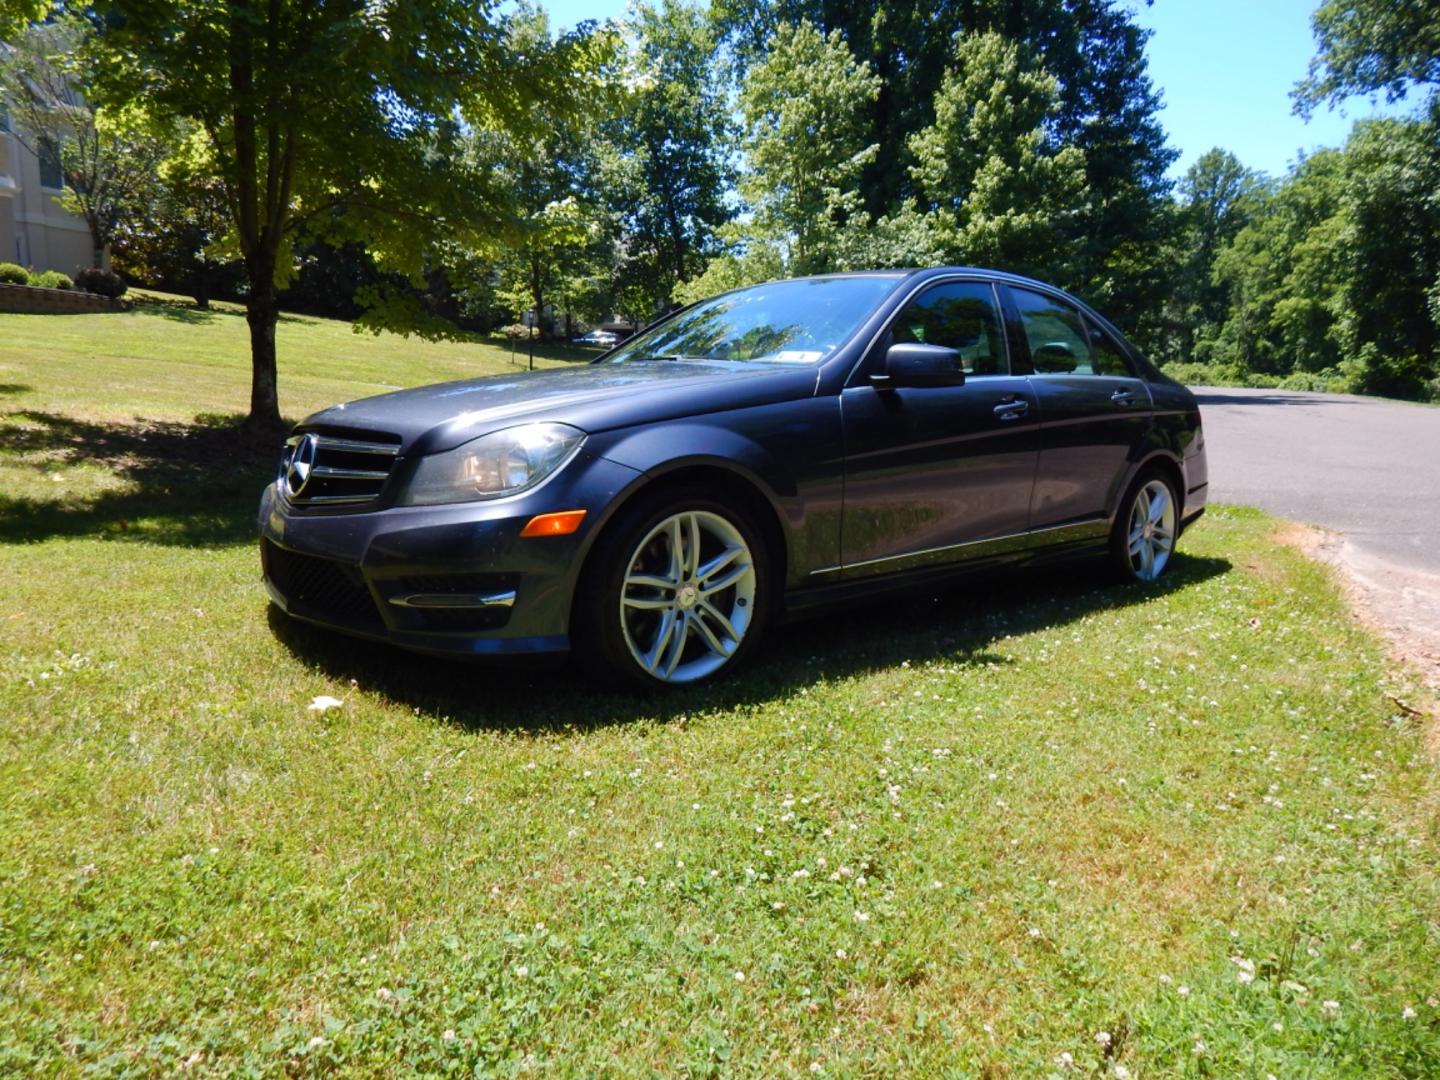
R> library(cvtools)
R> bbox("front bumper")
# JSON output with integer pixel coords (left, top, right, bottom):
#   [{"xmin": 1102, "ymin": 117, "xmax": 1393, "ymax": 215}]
[{"xmin": 258, "ymin": 454, "xmax": 642, "ymax": 656}]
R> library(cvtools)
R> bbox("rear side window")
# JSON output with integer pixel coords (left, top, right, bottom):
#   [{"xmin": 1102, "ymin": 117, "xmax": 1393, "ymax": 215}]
[
  {"xmin": 888, "ymin": 281, "xmax": 1008, "ymax": 376},
  {"xmin": 1010, "ymin": 288, "xmax": 1098, "ymax": 376},
  {"xmin": 1085, "ymin": 318, "xmax": 1137, "ymax": 377}
]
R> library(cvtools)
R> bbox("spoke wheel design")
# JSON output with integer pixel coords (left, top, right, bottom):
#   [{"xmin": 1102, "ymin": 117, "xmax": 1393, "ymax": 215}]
[
  {"xmin": 619, "ymin": 510, "xmax": 757, "ymax": 684},
  {"xmin": 1126, "ymin": 478, "xmax": 1176, "ymax": 581}
]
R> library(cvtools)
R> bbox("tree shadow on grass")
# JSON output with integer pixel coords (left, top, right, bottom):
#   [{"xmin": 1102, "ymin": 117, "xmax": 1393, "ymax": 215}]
[
  {"xmin": 0, "ymin": 410, "xmax": 278, "ymax": 547},
  {"xmin": 0, "ymin": 384, "xmax": 33, "ymax": 396},
  {"xmin": 128, "ymin": 295, "xmax": 307, "ymax": 325},
  {"xmin": 268, "ymin": 552, "xmax": 1232, "ymax": 734}
]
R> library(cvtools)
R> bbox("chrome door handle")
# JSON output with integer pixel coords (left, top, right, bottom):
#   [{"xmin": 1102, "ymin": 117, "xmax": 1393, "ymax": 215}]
[
  {"xmin": 993, "ymin": 398, "xmax": 1029, "ymax": 421},
  {"xmin": 1111, "ymin": 388, "xmax": 1136, "ymax": 404}
]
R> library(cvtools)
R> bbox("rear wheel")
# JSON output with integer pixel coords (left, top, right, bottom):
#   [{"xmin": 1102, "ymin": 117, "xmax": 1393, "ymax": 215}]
[
  {"xmin": 1110, "ymin": 470, "xmax": 1179, "ymax": 582},
  {"xmin": 575, "ymin": 490, "xmax": 773, "ymax": 688}
]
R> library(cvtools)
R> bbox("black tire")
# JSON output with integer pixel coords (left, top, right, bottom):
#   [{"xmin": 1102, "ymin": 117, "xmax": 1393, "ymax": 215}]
[
  {"xmin": 1108, "ymin": 467, "xmax": 1181, "ymax": 583},
  {"xmin": 573, "ymin": 487, "xmax": 775, "ymax": 689}
]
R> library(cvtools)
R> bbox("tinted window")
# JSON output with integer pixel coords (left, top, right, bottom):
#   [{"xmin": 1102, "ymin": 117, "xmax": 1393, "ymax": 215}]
[
  {"xmin": 889, "ymin": 281, "xmax": 1007, "ymax": 376},
  {"xmin": 1084, "ymin": 318, "xmax": 1136, "ymax": 377},
  {"xmin": 1011, "ymin": 288, "xmax": 1101, "ymax": 376},
  {"xmin": 604, "ymin": 276, "xmax": 902, "ymax": 366}
]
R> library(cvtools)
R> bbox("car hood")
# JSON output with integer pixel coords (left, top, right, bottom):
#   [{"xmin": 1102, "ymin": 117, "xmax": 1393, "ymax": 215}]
[{"xmin": 297, "ymin": 360, "xmax": 820, "ymax": 454}]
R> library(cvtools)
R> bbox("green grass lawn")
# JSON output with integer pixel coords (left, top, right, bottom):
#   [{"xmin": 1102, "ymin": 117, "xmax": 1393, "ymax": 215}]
[{"xmin": 1, "ymin": 302, "xmax": 1438, "ymax": 1077}]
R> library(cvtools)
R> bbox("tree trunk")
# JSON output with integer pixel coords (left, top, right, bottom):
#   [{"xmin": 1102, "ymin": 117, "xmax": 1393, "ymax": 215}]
[{"xmin": 244, "ymin": 272, "xmax": 283, "ymax": 435}]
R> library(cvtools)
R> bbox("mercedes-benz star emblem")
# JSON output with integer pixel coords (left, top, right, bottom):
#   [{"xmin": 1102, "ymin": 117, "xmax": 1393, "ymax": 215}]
[{"xmin": 285, "ymin": 433, "xmax": 319, "ymax": 498}]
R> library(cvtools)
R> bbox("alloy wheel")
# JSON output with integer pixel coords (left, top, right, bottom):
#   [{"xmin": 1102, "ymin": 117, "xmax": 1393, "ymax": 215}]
[
  {"xmin": 619, "ymin": 510, "xmax": 757, "ymax": 683},
  {"xmin": 1126, "ymin": 478, "xmax": 1176, "ymax": 581}
]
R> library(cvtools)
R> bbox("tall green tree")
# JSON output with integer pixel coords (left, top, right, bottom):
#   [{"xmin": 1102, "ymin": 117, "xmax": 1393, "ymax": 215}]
[
  {"xmin": 1294, "ymin": 0, "xmax": 1440, "ymax": 114},
  {"xmin": 1211, "ymin": 118, "xmax": 1440, "ymax": 400},
  {"xmin": 604, "ymin": 0, "xmax": 734, "ymax": 316},
  {"xmin": 736, "ymin": 20, "xmax": 880, "ymax": 275},
  {"xmin": 711, "ymin": 0, "xmax": 1175, "ymax": 331},
  {"xmin": 1159, "ymin": 148, "xmax": 1270, "ymax": 362},
  {"xmin": 905, "ymin": 31, "xmax": 1087, "ymax": 277},
  {"xmin": 84, "ymin": 0, "xmax": 612, "ymax": 433}
]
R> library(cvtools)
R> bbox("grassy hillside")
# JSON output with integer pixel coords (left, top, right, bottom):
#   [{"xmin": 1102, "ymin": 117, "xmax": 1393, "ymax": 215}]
[{"xmin": 1, "ymin": 303, "xmax": 1437, "ymax": 1077}]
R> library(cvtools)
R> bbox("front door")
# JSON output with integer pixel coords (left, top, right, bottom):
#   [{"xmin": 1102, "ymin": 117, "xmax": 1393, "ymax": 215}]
[{"xmin": 839, "ymin": 280, "xmax": 1040, "ymax": 577}]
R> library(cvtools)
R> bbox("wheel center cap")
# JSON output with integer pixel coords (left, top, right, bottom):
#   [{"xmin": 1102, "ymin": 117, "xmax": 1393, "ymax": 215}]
[{"xmin": 677, "ymin": 584, "xmax": 699, "ymax": 610}]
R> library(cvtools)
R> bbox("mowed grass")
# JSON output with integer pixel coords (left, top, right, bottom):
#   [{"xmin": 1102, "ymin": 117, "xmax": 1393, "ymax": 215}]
[
  {"xmin": 0, "ymin": 289, "xmax": 585, "ymax": 425},
  {"xmin": 1, "ymin": 302, "xmax": 1438, "ymax": 1077}
]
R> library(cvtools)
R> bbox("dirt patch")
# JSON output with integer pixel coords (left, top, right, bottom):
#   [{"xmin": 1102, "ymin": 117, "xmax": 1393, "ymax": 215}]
[{"xmin": 1274, "ymin": 521, "xmax": 1440, "ymax": 709}]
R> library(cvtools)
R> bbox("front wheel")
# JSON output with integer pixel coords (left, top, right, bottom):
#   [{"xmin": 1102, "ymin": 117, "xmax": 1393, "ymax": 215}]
[
  {"xmin": 1110, "ymin": 470, "xmax": 1179, "ymax": 582},
  {"xmin": 575, "ymin": 491, "xmax": 773, "ymax": 688}
]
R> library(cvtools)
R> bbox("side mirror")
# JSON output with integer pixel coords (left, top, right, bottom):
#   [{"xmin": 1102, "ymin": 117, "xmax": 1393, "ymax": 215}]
[
  {"xmin": 872, "ymin": 342, "xmax": 965, "ymax": 389},
  {"xmin": 1032, "ymin": 342, "xmax": 1077, "ymax": 374}
]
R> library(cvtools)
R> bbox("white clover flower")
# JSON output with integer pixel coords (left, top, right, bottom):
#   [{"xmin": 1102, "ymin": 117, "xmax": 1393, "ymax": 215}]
[
  {"xmin": 442, "ymin": 1029, "xmax": 457, "ymax": 1042},
  {"xmin": 515, "ymin": 965, "xmax": 529, "ymax": 978},
  {"xmin": 835, "ymin": 948, "xmax": 847, "ymax": 959},
  {"xmin": 306, "ymin": 695, "xmax": 344, "ymax": 714},
  {"xmin": 1230, "ymin": 956, "xmax": 1255, "ymax": 974},
  {"xmin": 308, "ymin": 1036, "xmax": 327, "ymax": 1050},
  {"xmin": 734, "ymin": 971, "xmax": 745, "ymax": 982},
  {"xmin": 1237, "ymin": 971, "xmax": 1255, "ymax": 985},
  {"xmin": 1113, "ymin": 1067, "xmax": 1130, "ymax": 1080},
  {"xmin": 1402, "ymin": 1006, "xmax": 1417, "ymax": 1020},
  {"xmin": 1192, "ymin": 1039, "xmax": 1206, "ymax": 1055},
  {"xmin": 1095, "ymin": 1031, "xmax": 1111, "ymax": 1047},
  {"xmin": 1321, "ymin": 999, "xmax": 1340, "ymax": 1018},
  {"xmin": 854, "ymin": 911, "xmax": 870, "ymax": 923},
  {"xmin": 1055, "ymin": 1051, "xmax": 1074, "ymax": 1069},
  {"xmin": 1177, "ymin": 985, "xmax": 1190, "ymax": 997}
]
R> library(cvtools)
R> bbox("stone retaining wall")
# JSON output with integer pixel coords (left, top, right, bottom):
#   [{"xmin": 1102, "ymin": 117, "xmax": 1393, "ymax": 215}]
[{"xmin": 0, "ymin": 282, "xmax": 127, "ymax": 314}]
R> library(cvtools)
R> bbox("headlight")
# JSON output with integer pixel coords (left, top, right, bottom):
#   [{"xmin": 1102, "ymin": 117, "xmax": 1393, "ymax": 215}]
[{"xmin": 400, "ymin": 423, "xmax": 585, "ymax": 506}]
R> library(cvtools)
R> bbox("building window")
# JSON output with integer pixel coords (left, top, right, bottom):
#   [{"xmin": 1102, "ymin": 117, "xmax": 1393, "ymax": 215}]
[
  {"xmin": 38, "ymin": 136, "xmax": 63, "ymax": 189},
  {"xmin": 0, "ymin": 110, "xmax": 11, "ymax": 133}
]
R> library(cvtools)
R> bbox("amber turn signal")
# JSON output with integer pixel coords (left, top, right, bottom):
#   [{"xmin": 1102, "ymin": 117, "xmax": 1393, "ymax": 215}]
[{"xmin": 519, "ymin": 509, "xmax": 587, "ymax": 538}]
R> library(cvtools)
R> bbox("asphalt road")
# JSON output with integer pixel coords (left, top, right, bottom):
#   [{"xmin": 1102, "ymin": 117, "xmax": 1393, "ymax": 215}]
[{"xmin": 1193, "ymin": 387, "xmax": 1440, "ymax": 575}]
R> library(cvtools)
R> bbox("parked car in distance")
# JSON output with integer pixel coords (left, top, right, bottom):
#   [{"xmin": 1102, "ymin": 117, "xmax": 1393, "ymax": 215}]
[
  {"xmin": 576, "ymin": 329, "xmax": 619, "ymax": 347},
  {"xmin": 260, "ymin": 268, "xmax": 1207, "ymax": 687}
]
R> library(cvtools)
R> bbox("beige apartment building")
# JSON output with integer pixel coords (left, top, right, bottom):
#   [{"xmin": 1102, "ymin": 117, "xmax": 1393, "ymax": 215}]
[{"xmin": 0, "ymin": 109, "xmax": 96, "ymax": 274}]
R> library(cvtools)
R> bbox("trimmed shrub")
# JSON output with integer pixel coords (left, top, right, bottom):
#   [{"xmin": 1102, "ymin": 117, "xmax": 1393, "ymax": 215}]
[
  {"xmin": 500, "ymin": 323, "xmax": 538, "ymax": 341},
  {"xmin": 29, "ymin": 270, "xmax": 74, "ymax": 291},
  {"xmin": 74, "ymin": 266, "xmax": 128, "ymax": 299},
  {"xmin": 0, "ymin": 262, "xmax": 29, "ymax": 285}
]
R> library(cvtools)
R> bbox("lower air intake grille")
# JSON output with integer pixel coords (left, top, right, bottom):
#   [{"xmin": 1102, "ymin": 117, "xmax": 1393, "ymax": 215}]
[{"xmin": 262, "ymin": 541, "xmax": 381, "ymax": 627}]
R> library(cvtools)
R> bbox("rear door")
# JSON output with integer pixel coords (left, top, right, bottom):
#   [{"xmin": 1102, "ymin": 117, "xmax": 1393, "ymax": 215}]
[
  {"xmin": 1002, "ymin": 285, "xmax": 1152, "ymax": 533},
  {"xmin": 838, "ymin": 279, "xmax": 1039, "ymax": 576}
]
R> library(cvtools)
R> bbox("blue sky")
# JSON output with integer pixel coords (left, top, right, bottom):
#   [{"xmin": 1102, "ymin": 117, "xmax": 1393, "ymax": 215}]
[{"xmin": 542, "ymin": 0, "xmax": 1420, "ymax": 180}]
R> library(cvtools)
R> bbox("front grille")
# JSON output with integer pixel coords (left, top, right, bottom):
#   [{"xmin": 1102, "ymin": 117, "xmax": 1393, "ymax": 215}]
[
  {"xmin": 279, "ymin": 431, "xmax": 402, "ymax": 509},
  {"xmin": 262, "ymin": 540, "xmax": 382, "ymax": 627}
]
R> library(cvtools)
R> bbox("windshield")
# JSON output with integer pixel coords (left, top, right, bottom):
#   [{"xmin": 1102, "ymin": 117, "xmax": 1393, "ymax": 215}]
[{"xmin": 603, "ymin": 276, "xmax": 904, "ymax": 366}]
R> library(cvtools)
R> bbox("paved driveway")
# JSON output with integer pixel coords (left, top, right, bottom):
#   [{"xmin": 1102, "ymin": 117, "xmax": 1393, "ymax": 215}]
[{"xmin": 1193, "ymin": 387, "xmax": 1440, "ymax": 575}]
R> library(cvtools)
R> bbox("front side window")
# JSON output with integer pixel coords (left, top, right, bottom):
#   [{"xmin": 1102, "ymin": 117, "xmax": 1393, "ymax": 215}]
[
  {"xmin": 1011, "ymin": 288, "xmax": 1099, "ymax": 375},
  {"xmin": 37, "ymin": 136, "xmax": 63, "ymax": 189},
  {"xmin": 887, "ymin": 280, "xmax": 1008, "ymax": 375},
  {"xmin": 603, "ymin": 275, "xmax": 903, "ymax": 366}
]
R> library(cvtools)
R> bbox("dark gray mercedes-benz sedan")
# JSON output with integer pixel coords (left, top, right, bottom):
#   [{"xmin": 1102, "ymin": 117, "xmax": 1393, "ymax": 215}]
[{"xmin": 260, "ymin": 268, "xmax": 1207, "ymax": 687}]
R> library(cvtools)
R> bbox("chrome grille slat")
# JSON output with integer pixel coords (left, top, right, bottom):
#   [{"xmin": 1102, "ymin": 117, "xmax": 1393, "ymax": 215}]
[
  {"xmin": 311, "ymin": 465, "xmax": 390, "ymax": 480},
  {"xmin": 314, "ymin": 436, "xmax": 400, "ymax": 456},
  {"xmin": 279, "ymin": 430, "xmax": 402, "ymax": 509}
]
